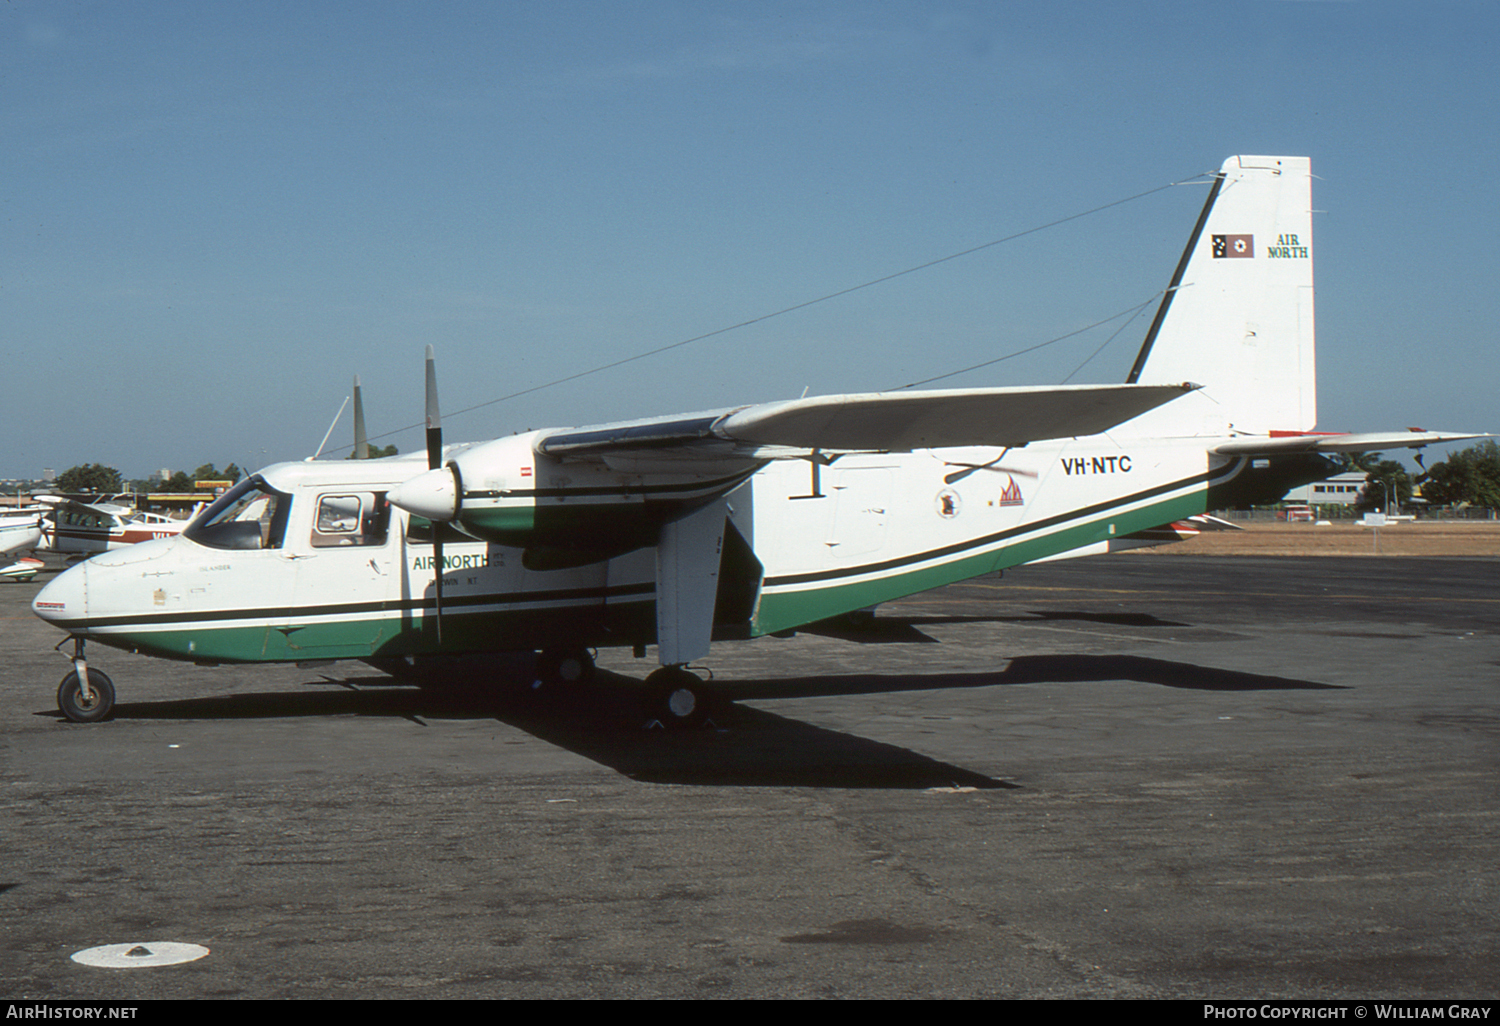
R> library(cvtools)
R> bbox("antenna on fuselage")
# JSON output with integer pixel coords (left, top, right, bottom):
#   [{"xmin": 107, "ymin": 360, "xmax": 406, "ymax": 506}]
[{"xmin": 309, "ymin": 396, "xmax": 351, "ymax": 461}]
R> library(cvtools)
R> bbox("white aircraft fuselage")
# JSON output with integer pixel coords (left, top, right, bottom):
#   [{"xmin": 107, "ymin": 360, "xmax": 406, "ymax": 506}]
[
  {"xmin": 0, "ymin": 507, "xmax": 45, "ymax": 557},
  {"xmin": 28, "ymin": 429, "xmax": 1298, "ymax": 666}
]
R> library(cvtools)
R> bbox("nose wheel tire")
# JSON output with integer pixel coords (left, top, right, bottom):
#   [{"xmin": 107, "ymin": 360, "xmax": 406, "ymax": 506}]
[{"xmin": 57, "ymin": 669, "xmax": 115, "ymax": 723}]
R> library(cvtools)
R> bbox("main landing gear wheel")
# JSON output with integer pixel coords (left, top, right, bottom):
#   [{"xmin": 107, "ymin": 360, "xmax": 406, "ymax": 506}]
[
  {"xmin": 536, "ymin": 648, "xmax": 595, "ymax": 685},
  {"xmin": 57, "ymin": 669, "xmax": 115, "ymax": 723},
  {"xmin": 642, "ymin": 665, "xmax": 714, "ymax": 729}
]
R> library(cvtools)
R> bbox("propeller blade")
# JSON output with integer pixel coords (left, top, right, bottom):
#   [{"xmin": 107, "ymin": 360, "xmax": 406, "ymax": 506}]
[
  {"xmin": 425, "ymin": 345, "xmax": 443, "ymax": 470},
  {"xmin": 423, "ymin": 346, "xmax": 445, "ymax": 641},
  {"xmin": 432, "ymin": 532, "xmax": 444, "ymax": 643}
]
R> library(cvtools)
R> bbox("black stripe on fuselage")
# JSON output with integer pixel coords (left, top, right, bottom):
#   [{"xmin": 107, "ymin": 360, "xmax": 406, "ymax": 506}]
[
  {"xmin": 765, "ymin": 465, "xmax": 1218, "ymax": 587},
  {"xmin": 49, "ymin": 581, "xmax": 657, "ymax": 632}
]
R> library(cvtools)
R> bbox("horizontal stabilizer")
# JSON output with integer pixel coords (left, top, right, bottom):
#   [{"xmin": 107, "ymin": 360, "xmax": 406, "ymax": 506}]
[
  {"xmin": 1214, "ymin": 430, "xmax": 1485, "ymax": 455},
  {"xmin": 538, "ymin": 383, "xmax": 1197, "ymax": 461}
]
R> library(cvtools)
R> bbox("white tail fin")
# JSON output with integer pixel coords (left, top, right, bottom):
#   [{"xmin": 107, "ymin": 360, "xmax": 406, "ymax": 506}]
[{"xmin": 1125, "ymin": 155, "xmax": 1316, "ymax": 437}]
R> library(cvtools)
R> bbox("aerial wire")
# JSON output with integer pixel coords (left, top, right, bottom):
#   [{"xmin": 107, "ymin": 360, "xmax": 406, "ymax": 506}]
[
  {"xmin": 892, "ymin": 293, "xmax": 1164, "ymax": 390},
  {"xmin": 349, "ymin": 171, "xmax": 1210, "ymax": 453},
  {"xmin": 1059, "ymin": 300, "xmax": 1157, "ymax": 384}
]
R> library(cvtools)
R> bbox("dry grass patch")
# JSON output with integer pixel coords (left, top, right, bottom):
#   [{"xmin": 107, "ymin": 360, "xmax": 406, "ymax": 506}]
[{"xmin": 1136, "ymin": 520, "xmax": 1500, "ymax": 557}]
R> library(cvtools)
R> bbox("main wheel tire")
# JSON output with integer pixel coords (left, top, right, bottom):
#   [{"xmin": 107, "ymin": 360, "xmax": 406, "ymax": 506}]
[
  {"xmin": 57, "ymin": 669, "xmax": 115, "ymax": 723},
  {"xmin": 537, "ymin": 648, "xmax": 595, "ymax": 685},
  {"xmin": 643, "ymin": 666, "xmax": 710, "ymax": 728}
]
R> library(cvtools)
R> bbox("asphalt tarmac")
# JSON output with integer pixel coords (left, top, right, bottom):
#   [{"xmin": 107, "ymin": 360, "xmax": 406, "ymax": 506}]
[{"xmin": 2, "ymin": 554, "xmax": 1496, "ymax": 999}]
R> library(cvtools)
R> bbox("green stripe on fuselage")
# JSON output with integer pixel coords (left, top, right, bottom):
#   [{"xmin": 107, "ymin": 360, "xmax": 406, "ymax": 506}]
[
  {"xmin": 82, "ymin": 489, "xmax": 1204, "ymax": 664},
  {"xmin": 750, "ymin": 489, "xmax": 1205, "ymax": 636}
]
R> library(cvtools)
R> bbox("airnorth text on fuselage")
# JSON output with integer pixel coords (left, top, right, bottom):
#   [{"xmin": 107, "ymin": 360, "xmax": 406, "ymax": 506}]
[
  {"xmin": 412, "ymin": 552, "xmax": 495, "ymax": 572},
  {"xmin": 1060, "ymin": 455, "xmax": 1132, "ymax": 476}
]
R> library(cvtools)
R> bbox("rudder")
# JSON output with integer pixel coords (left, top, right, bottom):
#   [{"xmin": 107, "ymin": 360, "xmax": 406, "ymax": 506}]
[{"xmin": 1125, "ymin": 155, "xmax": 1316, "ymax": 437}]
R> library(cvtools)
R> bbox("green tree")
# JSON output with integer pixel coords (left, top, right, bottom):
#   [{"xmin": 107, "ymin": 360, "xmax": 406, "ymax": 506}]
[
  {"xmin": 347, "ymin": 444, "xmax": 398, "ymax": 459},
  {"xmin": 55, "ymin": 463, "xmax": 123, "ymax": 493},
  {"xmin": 1356, "ymin": 458, "xmax": 1412, "ymax": 512},
  {"xmin": 1339, "ymin": 451, "xmax": 1382, "ymax": 474},
  {"xmin": 1418, "ymin": 440, "xmax": 1500, "ymax": 507},
  {"xmin": 190, "ymin": 463, "xmax": 241, "ymax": 483}
]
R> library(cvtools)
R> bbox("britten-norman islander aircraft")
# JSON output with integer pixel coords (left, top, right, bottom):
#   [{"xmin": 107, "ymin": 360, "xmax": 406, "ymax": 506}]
[{"xmin": 32, "ymin": 156, "xmax": 1481, "ymax": 724}]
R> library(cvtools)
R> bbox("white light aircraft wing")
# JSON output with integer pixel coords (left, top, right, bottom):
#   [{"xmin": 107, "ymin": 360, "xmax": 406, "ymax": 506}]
[
  {"xmin": 537, "ymin": 382, "xmax": 1198, "ymax": 461},
  {"xmin": 33, "ymin": 495, "xmax": 133, "ymax": 515}
]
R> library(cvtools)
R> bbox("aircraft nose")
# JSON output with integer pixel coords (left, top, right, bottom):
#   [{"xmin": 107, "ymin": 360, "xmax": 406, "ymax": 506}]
[{"xmin": 33, "ymin": 561, "xmax": 85, "ymax": 626}]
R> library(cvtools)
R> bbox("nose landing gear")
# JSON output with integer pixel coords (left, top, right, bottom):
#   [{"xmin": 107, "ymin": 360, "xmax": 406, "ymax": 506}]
[{"xmin": 56, "ymin": 637, "xmax": 115, "ymax": 723}]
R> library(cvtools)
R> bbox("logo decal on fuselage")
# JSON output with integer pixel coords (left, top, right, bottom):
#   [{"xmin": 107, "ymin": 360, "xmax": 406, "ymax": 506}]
[{"xmin": 998, "ymin": 476, "xmax": 1024, "ymax": 507}]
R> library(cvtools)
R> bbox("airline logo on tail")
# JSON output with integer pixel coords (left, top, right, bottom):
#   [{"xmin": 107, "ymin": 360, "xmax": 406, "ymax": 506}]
[
  {"xmin": 1212, "ymin": 234, "xmax": 1254, "ymax": 258},
  {"xmin": 1267, "ymin": 234, "xmax": 1310, "ymax": 259}
]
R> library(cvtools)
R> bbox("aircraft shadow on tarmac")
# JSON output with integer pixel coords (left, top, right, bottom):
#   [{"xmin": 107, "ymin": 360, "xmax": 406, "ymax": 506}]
[
  {"xmin": 798, "ymin": 609, "xmax": 1195, "ymax": 644},
  {"xmin": 724, "ymin": 654, "xmax": 1344, "ymax": 702},
  {"xmin": 37, "ymin": 652, "xmax": 1340, "ymax": 789}
]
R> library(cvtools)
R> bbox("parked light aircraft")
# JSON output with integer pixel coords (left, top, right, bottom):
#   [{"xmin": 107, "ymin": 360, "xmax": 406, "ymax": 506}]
[
  {"xmin": 32, "ymin": 156, "xmax": 1481, "ymax": 723},
  {"xmin": 1, "ymin": 556, "xmax": 45, "ymax": 583},
  {"xmin": 34, "ymin": 495, "xmax": 195, "ymax": 555},
  {"xmin": 0, "ymin": 507, "xmax": 46, "ymax": 557}
]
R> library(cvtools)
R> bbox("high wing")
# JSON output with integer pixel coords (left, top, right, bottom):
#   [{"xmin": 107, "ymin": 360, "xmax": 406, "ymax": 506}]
[
  {"xmin": 1214, "ymin": 430, "xmax": 1486, "ymax": 456},
  {"xmin": 536, "ymin": 382, "xmax": 1199, "ymax": 465},
  {"xmin": 33, "ymin": 494, "xmax": 132, "ymax": 516}
]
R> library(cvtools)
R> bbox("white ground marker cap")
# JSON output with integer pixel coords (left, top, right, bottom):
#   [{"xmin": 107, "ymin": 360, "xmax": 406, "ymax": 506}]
[{"xmin": 71, "ymin": 942, "xmax": 210, "ymax": 968}]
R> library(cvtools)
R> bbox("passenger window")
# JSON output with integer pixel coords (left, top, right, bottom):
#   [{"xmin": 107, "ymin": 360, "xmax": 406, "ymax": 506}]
[{"xmin": 311, "ymin": 492, "xmax": 389, "ymax": 548}]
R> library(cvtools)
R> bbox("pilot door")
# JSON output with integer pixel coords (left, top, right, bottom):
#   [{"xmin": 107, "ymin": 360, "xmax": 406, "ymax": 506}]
[{"xmin": 277, "ymin": 490, "xmax": 399, "ymax": 658}]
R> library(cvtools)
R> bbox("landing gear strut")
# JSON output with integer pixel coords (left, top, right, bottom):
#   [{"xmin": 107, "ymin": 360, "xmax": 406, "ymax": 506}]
[{"xmin": 56, "ymin": 637, "xmax": 115, "ymax": 723}]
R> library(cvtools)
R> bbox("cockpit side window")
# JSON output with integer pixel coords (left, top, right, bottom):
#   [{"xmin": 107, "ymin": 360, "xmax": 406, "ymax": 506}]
[{"xmin": 184, "ymin": 476, "xmax": 291, "ymax": 550}]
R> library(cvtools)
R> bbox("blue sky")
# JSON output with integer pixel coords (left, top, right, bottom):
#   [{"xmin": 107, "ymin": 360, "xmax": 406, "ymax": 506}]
[{"xmin": 4, "ymin": 0, "xmax": 1497, "ymax": 481}]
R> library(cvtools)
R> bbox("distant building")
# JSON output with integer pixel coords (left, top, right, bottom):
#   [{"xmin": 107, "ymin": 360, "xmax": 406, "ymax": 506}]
[{"xmin": 1285, "ymin": 471, "xmax": 1366, "ymax": 506}]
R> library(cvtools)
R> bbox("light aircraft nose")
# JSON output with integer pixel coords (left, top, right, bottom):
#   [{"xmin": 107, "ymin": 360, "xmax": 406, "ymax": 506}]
[
  {"xmin": 388, "ymin": 465, "xmax": 459, "ymax": 522},
  {"xmin": 33, "ymin": 561, "xmax": 85, "ymax": 626}
]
